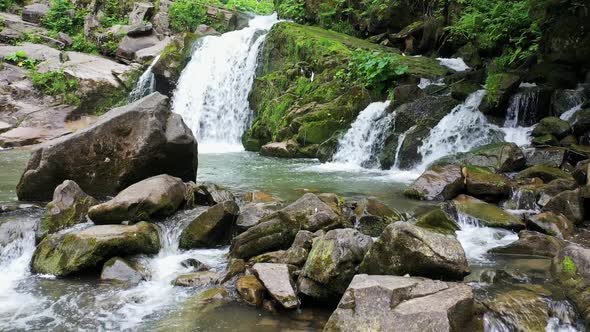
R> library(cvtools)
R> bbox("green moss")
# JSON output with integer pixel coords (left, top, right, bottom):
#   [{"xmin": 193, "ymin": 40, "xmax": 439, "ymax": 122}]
[{"xmin": 563, "ymin": 256, "xmax": 577, "ymax": 274}]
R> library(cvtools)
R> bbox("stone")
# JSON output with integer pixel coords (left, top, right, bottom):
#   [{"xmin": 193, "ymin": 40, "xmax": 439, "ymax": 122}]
[
  {"xmin": 135, "ymin": 37, "xmax": 172, "ymax": 63},
  {"xmin": 173, "ymin": 271, "xmax": 219, "ymax": 287},
  {"xmin": 551, "ymin": 245, "xmax": 590, "ymax": 324},
  {"xmin": 279, "ymin": 193, "xmax": 343, "ymax": 231},
  {"xmin": 179, "ymin": 201, "xmax": 239, "ymax": 248},
  {"xmin": 490, "ymin": 231, "xmax": 566, "ymax": 257},
  {"xmin": 463, "ymin": 165, "xmax": 511, "ymax": 202},
  {"xmin": 542, "ymin": 189, "xmax": 584, "ymax": 225},
  {"xmin": 433, "ymin": 142, "xmax": 526, "ymax": 173},
  {"xmin": 128, "ymin": 2, "xmax": 154, "ymax": 25},
  {"xmin": 40, "ymin": 181, "xmax": 97, "ymax": 237},
  {"xmin": 527, "ymin": 212, "xmax": 575, "ymax": 239},
  {"xmin": 193, "ymin": 182, "xmax": 236, "ymax": 206},
  {"xmin": 252, "ymin": 263, "xmax": 299, "ymax": 309},
  {"xmin": 516, "ymin": 165, "xmax": 573, "ymax": 183},
  {"xmin": 324, "ymin": 274, "xmax": 474, "ymax": 332},
  {"xmin": 532, "ymin": 117, "xmax": 572, "ymax": 139},
  {"xmin": 260, "ymin": 140, "xmax": 298, "ymax": 158},
  {"xmin": 572, "ymin": 108, "xmax": 590, "ymax": 136},
  {"xmin": 100, "ymin": 257, "xmax": 145, "ymax": 284},
  {"xmin": 236, "ymin": 275, "xmax": 266, "ymax": 306},
  {"xmin": 0, "ymin": 127, "xmax": 70, "ymax": 148},
  {"xmin": 219, "ymin": 258, "xmax": 245, "ymax": 283},
  {"xmin": 126, "ymin": 22, "xmax": 154, "ymax": 37},
  {"xmin": 251, "ymin": 230, "xmax": 315, "ymax": 266},
  {"xmin": 414, "ymin": 207, "xmax": 460, "ymax": 235},
  {"xmin": 482, "ymin": 73, "xmax": 521, "ymax": 113},
  {"xmin": 524, "ymin": 147, "xmax": 565, "ymax": 168},
  {"xmin": 354, "ymin": 197, "xmax": 402, "ymax": 237},
  {"xmin": 180, "ymin": 258, "xmax": 209, "ymax": 271},
  {"xmin": 17, "ymin": 93, "xmax": 198, "ymax": 201},
  {"xmin": 21, "ymin": 4, "xmax": 49, "ymax": 24},
  {"xmin": 31, "ymin": 222, "xmax": 160, "ymax": 276},
  {"xmin": 235, "ymin": 203, "xmax": 274, "ymax": 232},
  {"xmin": 58, "ymin": 32, "xmax": 73, "ymax": 47},
  {"xmin": 117, "ymin": 34, "xmax": 159, "ymax": 61},
  {"xmin": 403, "ymin": 164, "xmax": 463, "ymax": 201},
  {"xmin": 452, "ymin": 195, "xmax": 525, "ymax": 230},
  {"xmin": 243, "ymin": 191, "xmax": 280, "ymax": 204},
  {"xmin": 298, "ymin": 229, "xmax": 372, "ymax": 299},
  {"xmin": 88, "ymin": 175, "xmax": 187, "ymax": 224},
  {"xmin": 532, "ymin": 134, "xmax": 560, "ymax": 146},
  {"xmin": 359, "ymin": 222, "xmax": 469, "ymax": 280}
]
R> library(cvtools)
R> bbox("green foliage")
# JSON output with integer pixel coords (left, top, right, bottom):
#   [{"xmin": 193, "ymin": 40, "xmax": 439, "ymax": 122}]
[
  {"xmin": 4, "ymin": 51, "xmax": 39, "ymax": 70},
  {"xmin": 225, "ymin": 0, "xmax": 274, "ymax": 14},
  {"xmin": 276, "ymin": 0, "xmax": 305, "ymax": 23},
  {"xmin": 43, "ymin": 0, "xmax": 86, "ymax": 35},
  {"xmin": 563, "ymin": 256, "xmax": 577, "ymax": 274},
  {"xmin": 169, "ymin": 0, "xmax": 208, "ymax": 32},
  {"xmin": 100, "ymin": 0, "xmax": 128, "ymax": 27},
  {"xmin": 337, "ymin": 49, "xmax": 408, "ymax": 91},
  {"xmin": 31, "ymin": 70, "xmax": 80, "ymax": 105},
  {"xmin": 71, "ymin": 33, "xmax": 99, "ymax": 53},
  {"xmin": 0, "ymin": 0, "xmax": 20, "ymax": 12},
  {"xmin": 448, "ymin": 0, "xmax": 540, "ymax": 69}
]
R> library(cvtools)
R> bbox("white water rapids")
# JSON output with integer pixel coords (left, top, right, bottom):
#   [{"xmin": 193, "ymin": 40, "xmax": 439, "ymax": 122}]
[{"xmin": 172, "ymin": 15, "xmax": 278, "ymax": 153}]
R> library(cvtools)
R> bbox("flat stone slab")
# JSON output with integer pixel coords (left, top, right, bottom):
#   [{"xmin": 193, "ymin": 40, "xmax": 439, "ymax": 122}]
[{"xmin": 252, "ymin": 263, "xmax": 299, "ymax": 309}]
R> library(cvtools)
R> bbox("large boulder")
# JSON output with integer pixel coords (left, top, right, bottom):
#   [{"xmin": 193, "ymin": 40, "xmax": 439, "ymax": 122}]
[
  {"xmin": 532, "ymin": 117, "xmax": 572, "ymax": 139},
  {"xmin": 179, "ymin": 201, "xmax": 239, "ymax": 249},
  {"xmin": 252, "ymin": 263, "xmax": 299, "ymax": 309},
  {"xmin": 251, "ymin": 230, "xmax": 314, "ymax": 266},
  {"xmin": 516, "ymin": 165, "xmax": 573, "ymax": 182},
  {"xmin": 354, "ymin": 197, "xmax": 403, "ymax": 236},
  {"xmin": 463, "ymin": 165, "xmax": 511, "ymax": 202},
  {"xmin": 324, "ymin": 274, "xmax": 474, "ymax": 332},
  {"xmin": 88, "ymin": 175, "xmax": 188, "ymax": 224},
  {"xmin": 31, "ymin": 222, "xmax": 160, "ymax": 276},
  {"xmin": 524, "ymin": 147, "xmax": 565, "ymax": 168},
  {"xmin": 21, "ymin": 4, "xmax": 49, "ymax": 24},
  {"xmin": 452, "ymin": 195, "xmax": 525, "ymax": 230},
  {"xmin": 117, "ymin": 34, "xmax": 159, "ymax": 61},
  {"xmin": 16, "ymin": 93, "xmax": 198, "ymax": 201},
  {"xmin": 433, "ymin": 142, "xmax": 526, "ymax": 173},
  {"xmin": 414, "ymin": 207, "xmax": 460, "ymax": 235},
  {"xmin": 298, "ymin": 229, "xmax": 372, "ymax": 299},
  {"xmin": 527, "ymin": 211, "xmax": 575, "ymax": 239},
  {"xmin": 235, "ymin": 203, "xmax": 274, "ymax": 232},
  {"xmin": 403, "ymin": 164, "xmax": 464, "ymax": 201},
  {"xmin": 279, "ymin": 193, "xmax": 343, "ymax": 231},
  {"xmin": 490, "ymin": 231, "xmax": 566, "ymax": 257},
  {"xmin": 236, "ymin": 275, "xmax": 266, "ymax": 307},
  {"xmin": 551, "ymin": 245, "xmax": 590, "ymax": 325},
  {"xmin": 100, "ymin": 257, "xmax": 145, "ymax": 284},
  {"xmin": 542, "ymin": 189, "xmax": 584, "ymax": 225},
  {"xmin": 192, "ymin": 182, "xmax": 236, "ymax": 206},
  {"xmin": 359, "ymin": 222, "xmax": 469, "ymax": 281},
  {"xmin": 39, "ymin": 180, "xmax": 98, "ymax": 239}
]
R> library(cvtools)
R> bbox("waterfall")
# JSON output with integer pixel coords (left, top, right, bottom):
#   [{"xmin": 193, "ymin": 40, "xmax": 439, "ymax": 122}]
[
  {"xmin": 504, "ymin": 87, "xmax": 539, "ymax": 127},
  {"xmin": 417, "ymin": 90, "xmax": 503, "ymax": 169},
  {"xmin": 392, "ymin": 126, "xmax": 413, "ymax": 169},
  {"xmin": 129, "ymin": 55, "xmax": 161, "ymax": 102},
  {"xmin": 172, "ymin": 15, "xmax": 278, "ymax": 153},
  {"xmin": 329, "ymin": 101, "xmax": 392, "ymax": 169},
  {"xmin": 454, "ymin": 213, "xmax": 518, "ymax": 263},
  {"xmin": 558, "ymin": 87, "xmax": 585, "ymax": 122}
]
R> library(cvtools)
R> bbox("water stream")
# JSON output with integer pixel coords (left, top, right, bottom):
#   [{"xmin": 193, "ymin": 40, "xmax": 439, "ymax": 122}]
[{"xmin": 128, "ymin": 55, "xmax": 161, "ymax": 102}]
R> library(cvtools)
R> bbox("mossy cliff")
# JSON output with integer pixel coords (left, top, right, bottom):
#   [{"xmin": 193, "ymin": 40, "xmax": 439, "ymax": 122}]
[{"xmin": 244, "ymin": 22, "xmax": 446, "ymax": 155}]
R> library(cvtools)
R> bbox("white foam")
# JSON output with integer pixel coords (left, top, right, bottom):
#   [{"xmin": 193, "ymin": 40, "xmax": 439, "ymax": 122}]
[{"xmin": 436, "ymin": 57, "xmax": 471, "ymax": 72}]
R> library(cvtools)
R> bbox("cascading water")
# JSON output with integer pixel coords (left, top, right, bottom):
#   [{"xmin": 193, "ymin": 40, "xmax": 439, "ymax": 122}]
[
  {"xmin": 129, "ymin": 54, "xmax": 161, "ymax": 102},
  {"xmin": 454, "ymin": 213, "xmax": 518, "ymax": 263},
  {"xmin": 559, "ymin": 87, "xmax": 585, "ymax": 122},
  {"xmin": 327, "ymin": 101, "xmax": 392, "ymax": 169},
  {"xmin": 436, "ymin": 58, "xmax": 471, "ymax": 72},
  {"xmin": 417, "ymin": 90, "xmax": 503, "ymax": 169},
  {"xmin": 172, "ymin": 15, "xmax": 278, "ymax": 153}
]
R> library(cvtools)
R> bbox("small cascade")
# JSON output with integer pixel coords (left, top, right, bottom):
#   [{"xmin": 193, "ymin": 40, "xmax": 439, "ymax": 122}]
[
  {"xmin": 436, "ymin": 57, "xmax": 470, "ymax": 72},
  {"xmin": 504, "ymin": 86, "xmax": 540, "ymax": 127},
  {"xmin": 329, "ymin": 101, "xmax": 392, "ymax": 169},
  {"xmin": 172, "ymin": 15, "xmax": 278, "ymax": 153},
  {"xmin": 558, "ymin": 87, "xmax": 585, "ymax": 122},
  {"xmin": 418, "ymin": 90, "xmax": 503, "ymax": 169},
  {"xmin": 502, "ymin": 188, "xmax": 540, "ymax": 214},
  {"xmin": 391, "ymin": 125, "xmax": 414, "ymax": 169},
  {"xmin": 454, "ymin": 213, "xmax": 518, "ymax": 263},
  {"xmin": 129, "ymin": 55, "xmax": 161, "ymax": 102}
]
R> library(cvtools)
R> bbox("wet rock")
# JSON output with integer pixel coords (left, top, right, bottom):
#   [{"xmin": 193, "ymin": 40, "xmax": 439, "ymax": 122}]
[
  {"xmin": 31, "ymin": 222, "xmax": 160, "ymax": 276},
  {"xmin": 235, "ymin": 203, "xmax": 274, "ymax": 232},
  {"xmin": 359, "ymin": 222, "xmax": 469, "ymax": 280},
  {"xmin": 532, "ymin": 117, "xmax": 572, "ymax": 139},
  {"xmin": 21, "ymin": 3, "xmax": 49, "ymax": 24},
  {"xmin": 551, "ymin": 244, "xmax": 590, "ymax": 324},
  {"xmin": 17, "ymin": 93, "xmax": 198, "ymax": 201},
  {"xmin": 39, "ymin": 180, "xmax": 98, "ymax": 239},
  {"xmin": 452, "ymin": 195, "xmax": 525, "ymax": 230},
  {"xmin": 572, "ymin": 108, "xmax": 590, "ymax": 136},
  {"xmin": 219, "ymin": 258, "xmax": 245, "ymax": 283},
  {"xmin": 527, "ymin": 212, "xmax": 575, "ymax": 239},
  {"xmin": 193, "ymin": 182, "xmax": 236, "ymax": 206},
  {"xmin": 354, "ymin": 197, "xmax": 403, "ymax": 236},
  {"xmin": 524, "ymin": 147, "xmax": 565, "ymax": 168},
  {"xmin": 279, "ymin": 193, "xmax": 343, "ymax": 231},
  {"xmin": 532, "ymin": 134, "xmax": 560, "ymax": 146},
  {"xmin": 117, "ymin": 34, "xmax": 159, "ymax": 61},
  {"xmin": 324, "ymin": 274, "xmax": 474, "ymax": 332},
  {"xmin": 542, "ymin": 189, "xmax": 584, "ymax": 225},
  {"xmin": 298, "ymin": 229, "xmax": 372, "ymax": 299},
  {"xmin": 173, "ymin": 271, "xmax": 219, "ymax": 287},
  {"xmin": 573, "ymin": 159, "xmax": 589, "ymax": 185},
  {"xmin": 251, "ymin": 230, "xmax": 314, "ymax": 266},
  {"xmin": 179, "ymin": 201, "xmax": 239, "ymax": 249},
  {"xmin": 403, "ymin": 164, "xmax": 464, "ymax": 201},
  {"xmin": 252, "ymin": 263, "xmax": 299, "ymax": 309},
  {"xmin": 243, "ymin": 191, "xmax": 281, "ymax": 204},
  {"xmin": 88, "ymin": 175, "xmax": 187, "ymax": 224},
  {"xmin": 414, "ymin": 207, "xmax": 460, "ymax": 235},
  {"xmin": 463, "ymin": 165, "xmax": 511, "ymax": 202},
  {"xmin": 100, "ymin": 257, "xmax": 145, "ymax": 284},
  {"xmin": 491, "ymin": 231, "xmax": 566, "ymax": 257},
  {"xmin": 260, "ymin": 140, "xmax": 298, "ymax": 158},
  {"xmin": 481, "ymin": 73, "xmax": 521, "ymax": 114},
  {"xmin": 516, "ymin": 165, "xmax": 573, "ymax": 183},
  {"xmin": 180, "ymin": 258, "xmax": 209, "ymax": 271},
  {"xmin": 433, "ymin": 142, "xmax": 526, "ymax": 172},
  {"xmin": 128, "ymin": 2, "xmax": 154, "ymax": 25},
  {"xmin": 236, "ymin": 275, "xmax": 266, "ymax": 306}
]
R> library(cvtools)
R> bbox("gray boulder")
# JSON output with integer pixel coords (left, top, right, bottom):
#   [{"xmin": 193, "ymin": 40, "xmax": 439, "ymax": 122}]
[
  {"xmin": 251, "ymin": 230, "xmax": 315, "ymax": 266},
  {"xmin": 21, "ymin": 4, "xmax": 49, "ymax": 24},
  {"xmin": 542, "ymin": 189, "xmax": 584, "ymax": 225},
  {"xmin": 324, "ymin": 274, "xmax": 474, "ymax": 332},
  {"xmin": 129, "ymin": 2, "xmax": 154, "ymax": 25},
  {"xmin": 527, "ymin": 211, "xmax": 575, "ymax": 239},
  {"xmin": 298, "ymin": 229, "xmax": 372, "ymax": 299},
  {"xmin": 359, "ymin": 222, "xmax": 469, "ymax": 280},
  {"xmin": 40, "ymin": 180, "xmax": 98, "ymax": 239},
  {"xmin": 17, "ymin": 93, "xmax": 198, "ymax": 201},
  {"xmin": 88, "ymin": 175, "xmax": 188, "ymax": 224},
  {"xmin": 193, "ymin": 182, "xmax": 236, "ymax": 206},
  {"xmin": 117, "ymin": 34, "xmax": 159, "ymax": 61},
  {"xmin": 173, "ymin": 271, "xmax": 219, "ymax": 287},
  {"xmin": 404, "ymin": 164, "xmax": 464, "ymax": 201},
  {"xmin": 551, "ymin": 244, "xmax": 590, "ymax": 324},
  {"xmin": 179, "ymin": 201, "xmax": 239, "ymax": 248},
  {"xmin": 101, "ymin": 257, "xmax": 145, "ymax": 284},
  {"xmin": 491, "ymin": 231, "xmax": 566, "ymax": 257},
  {"xmin": 354, "ymin": 197, "xmax": 403, "ymax": 237},
  {"xmin": 252, "ymin": 263, "xmax": 299, "ymax": 309},
  {"xmin": 235, "ymin": 203, "xmax": 274, "ymax": 232}
]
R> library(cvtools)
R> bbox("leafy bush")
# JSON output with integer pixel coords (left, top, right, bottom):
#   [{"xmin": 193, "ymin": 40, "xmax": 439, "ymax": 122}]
[
  {"xmin": 448, "ymin": 0, "xmax": 540, "ymax": 69},
  {"xmin": 100, "ymin": 0, "xmax": 128, "ymax": 27},
  {"xmin": 71, "ymin": 33, "xmax": 99, "ymax": 53},
  {"xmin": 276, "ymin": 0, "xmax": 305, "ymax": 22},
  {"xmin": 0, "ymin": 0, "xmax": 20, "ymax": 12},
  {"xmin": 4, "ymin": 51, "xmax": 39, "ymax": 70},
  {"xmin": 225, "ymin": 0, "xmax": 274, "ymax": 14},
  {"xmin": 43, "ymin": 0, "xmax": 86, "ymax": 35},
  {"xmin": 337, "ymin": 49, "xmax": 409, "ymax": 91},
  {"xmin": 31, "ymin": 70, "xmax": 80, "ymax": 105},
  {"xmin": 169, "ymin": 0, "xmax": 208, "ymax": 32}
]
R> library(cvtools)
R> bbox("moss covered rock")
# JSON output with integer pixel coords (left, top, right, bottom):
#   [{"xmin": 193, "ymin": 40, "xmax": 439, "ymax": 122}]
[
  {"xmin": 463, "ymin": 165, "xmax": 512, "ymax": 202},
  {"xmin": 532, "ymin": 116, "xmax": 572, "ymax": 139},
  {"xmin": 403, "ymin": 164, "xmax": 464, "ymax": 201},
  {"xmin": 482, "ymin": 73, "xmax": 521, "ymax": 114},
  {"xmin": 236, "ymin": 275, "xmax": 266, "ymax": 307},
  {"xmin": 152, "ymin": 33, "xmax": 200, "ymax": 96},
  {"xmin": 527, "ymin": 211, "xmax": 575, "ymax": 239},
  {"xmin": 551, "ymin": 245, "xmax": 590, "ymax": 327},
  {"xmin": 433, "ymin": 142, "xmax": 526, "ymax": 173},
  {"xmin": 359, "ymin": 222, "xmax": 469, "ymax": 280},
  {"xmin": 354, "ymin": 197, "xmax": 402, "ymax": 236},
  {"xmin": 452, "ymin": 194, "xmax": 525, "ymax": 230},
  {"xmin": 541, "ymin": 189, "xmax": 584, "ymax": 225},
  {"xmin": 516, "ymin": 165, "xmax": 573, "ymax": 183},
  {"xmin": 173, "ymin": 271, "xmax": 219, "ymax": 287},
  {"xmin": 100, "ymin": 257, "xmax": 146, "ymax": 284},
  {"xmin": 414, "ymin": 207, "xmax": 460, "ymax": 235},
  {"xmin": 532, "ymin": 134, "xmax": 560, "ymax": 147},
  {"xmin": 31, "ymin": 221, "xmax": 160, "ymax": 276},
  {"xmin": 179, "ymin": 201, "xmax": 239, "ymax": 249},
  {"xmin": 490, "ymin": 230, "xmax": 566, "ymax": 257},
  {"xmin": 250, "ymin": 230, "xmax": 314, "ymax": 266},
  {"xmin": 40, "ymin": 180, "xmax": 98, "ymax": 240}
]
